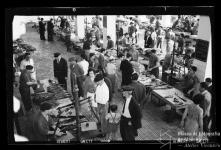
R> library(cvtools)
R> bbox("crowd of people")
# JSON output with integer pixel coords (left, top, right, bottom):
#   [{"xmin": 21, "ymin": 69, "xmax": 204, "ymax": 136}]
[{"xmin": 13, "ymin": 15, "xmax": 215, "ymax": 142}]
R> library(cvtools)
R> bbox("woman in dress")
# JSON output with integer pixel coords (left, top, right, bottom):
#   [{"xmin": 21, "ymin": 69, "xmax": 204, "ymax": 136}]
[
  {"xmin": 180, "ymin": 94, "xmax": 204, "ymax": 138},
  {"xmin": 83, "ymin": 68, "xmax": 97, "ymax": 108}
]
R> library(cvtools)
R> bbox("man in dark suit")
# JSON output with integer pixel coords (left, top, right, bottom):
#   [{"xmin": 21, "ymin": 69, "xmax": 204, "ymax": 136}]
[
  {"xmin": 107, "ymin": 36, "xmax": 114, "ymax": 49},
  {"xmin": 53, "ymin": 53, "xmax": 68, "ymax": 90},
  {"xmin": 120, "ymin": 86, "xmax": 142, "ymax": 141},
  {"xmin": 39, "ymin": 18, "xmax": 46, "ymax": 40},
  {"xmin": 47, "ymin": 19, "xmax": 54, "ymax": 41},
  {"xmin": 130, "ymin": 72, "xmax": 147, "ymax": 109},
  {"xmin": 120, "ymin": 53, "xmax": 134, "ymax": 86}
]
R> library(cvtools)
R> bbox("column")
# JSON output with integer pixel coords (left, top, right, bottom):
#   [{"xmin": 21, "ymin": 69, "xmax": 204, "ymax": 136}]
[
  {"xmin": 107, "ymin": 16, "xmax": 116, "ymax": 48},
  {"xmin": 76, "ymin": 16, "xmax": 85, "ymax": 39},
  {"xmin": 103, "ymin": 15, "xmax": 107, "ymax": 48}
]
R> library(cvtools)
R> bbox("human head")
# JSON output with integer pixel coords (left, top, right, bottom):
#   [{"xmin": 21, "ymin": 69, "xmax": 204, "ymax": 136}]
[
  {"xmin": 126, "ymin": 53, "xmax": 132, "ymax": 61},
  {"xmin": 131, "ymin": 72, "xmax": 139, "ymax": 81},
  {"xmin": 41, "ymin": 18, "xmax": 44, "ymax": 21},
  {"xmin": 192, "ymin": 94, "xmax": 204, "ymax": 105},
  {"xmin": 131, "ymin": 44, "xmax": 136, "ymax": 50},
  {"xmin": 68, "ymin": 57, "xmax": 77, "ymax": 65},
  {"xmin": 107, "ymin": 36, "xmax": 111, "ymax": 40},
  {"xmin": 94, "ymin": 73, "xmax": 104, "ymax": 86},
  {"xmin": 50, "ymin": 18, "xmax": 53, "ymax": 22},
  {"xmin": 110, "ymin": 104, "xmax": 118, "ymax": 113},
  {"xmin": 25, "ymin": 52, "xmax": 31, "ymax": 60},
  {"xmin": 121, "ymin": 85, "xmax": 134, "ymax": 99},
  {"xmin": 80, "ymin": 53, "xmax": 87, "ymax": 60},
  {"xmin": 117, "ymin": 52, "xmax": 124, "ymax": 59},
  {"xmin": 189, "ymin": 66, "xmax": 197, "ymax": 74},
  {"xmin": 25, "ymin": 65, "xmax": 34, "ymax": 73},
  {"xmin": 40, "ymin": 102, "xmax": 52, "ymax": 113},
  {"xmin": 199, "ymin": 82, "xmax": 208, "ymax": 93},
  {"xmin": 124, "ymin": 33, "xmax": 129, "ymax": 38},
  {"xmin": 54, "ymin": 52, "xmax": 61, "ymax": 61},
  {"xmin": 205, "ymin": 78, "xmax": 212, "ymax": 86},
  {"xmin": 151, "ymin": 49, "xmax": 157, "ymax": 54},
  {"xmin": 100, "ymin": 48, "xmax": 106, "ymax": 54},
  {"xmin": 87, "ymin": 67, "xmax": 96, "ymax": 78}
]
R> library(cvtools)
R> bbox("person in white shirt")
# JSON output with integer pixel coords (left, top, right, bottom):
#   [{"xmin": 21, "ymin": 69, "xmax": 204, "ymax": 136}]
[
  {"xmin": 78, "ymin": 53, "xmax": 89, "ymax": 77},
  {"xmin": 94, "ymin": 73, "xmax": 109, "ymax": 136},
  {"xmin": 165, "ymin": 28, "xmax": 175, "ymax": 54},
  {"xmin": 20, "ymin": 52, "xmax": 36, "ymax": 81},
  {"xmin": 151, "ymin": 28, "xmax": 157, "ymax": 48},
  {"xmin": 120, "ymin": 85, "xmax": 142, "ymax": 141}
]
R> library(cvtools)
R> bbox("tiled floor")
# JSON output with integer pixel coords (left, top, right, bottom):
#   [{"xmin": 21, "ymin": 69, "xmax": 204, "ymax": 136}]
[{"xmin": 15, "ymin": 25, "xmax": 184, "ymax": 141}]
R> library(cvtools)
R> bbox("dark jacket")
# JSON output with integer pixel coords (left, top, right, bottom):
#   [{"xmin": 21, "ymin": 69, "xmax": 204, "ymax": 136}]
[
  {"xmin": 47, "ymin": 21, "xmax": 54, "ymax": 33},
  {"xmin": 53, "ymin": 57, "xmax": 68, "ymax": 79},
  {"xmin": 70, "ymin": 63, "xmax": 84, "ymax": 93},
  {"xmin": 129, "ymin": 97, "xmax": 142, "ymax": 130},
  {"xmin": 107, "ymin": 39, "xmax": 114, "ymax": 49},
  {"xmin": 39, "ymin": 21, "xmax": 46, "ymax": 31},
  {"xmin": 120, "ymin": 59, "xmax": 133, "ymax": 85},
  {"xmin": 32, "ymin": 112, "xmax": 50, "ymax": 141},
  {"xmin": 130, "ymin": 81, "xmax": 146, "ymax": 105}
]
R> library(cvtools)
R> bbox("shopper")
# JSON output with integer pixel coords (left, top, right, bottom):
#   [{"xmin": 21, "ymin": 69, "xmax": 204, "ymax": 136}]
[
  {"xmin": 53, "ymin": 53, "xmax": 68, "ymax": 90},
  {"xmin": 47, "ymin": 19, "xmax": 54, "ymax": 41},
  {"xmin": 39, "ymin": 18, "xmax": 46, "ymax": 40},
  {"xmin": 156, "ymin": 26, "xmax": 164, "ymax": 51},
  {"xmin": 199, "ymin": 82, "xmax": 212, "ymax": 132},
  {"xmin": 120, "ymin": 85, "xmax": 142, "ymax": 141},
  {"xmin": 94, "ymin": 73, "xmax": 109, "ymax": 136},
  {"xmin": 129, "ymin": 44, "xmax": 139, "ymax": 62},
  {"xmin": 120, "ymin": 53, "xmax": 133, "ymax": 86},
  {"xmin": 147, "ymin": 49, "xmax": 160, "ymax": 78},
  {"xmin": 20, "ymin": 52, "xmax": 36, "ymax": 81},
  {"xmin": 144, "ymin": 29, "xmax": 153, "ymax": 48},
  {"xmin": 105, "ymin": 104, "xmax": 121, "ymax": 140},
  {"xmin": 180, "ymin": 94, "xmax": 204, "ymax": 138},
  {"xmin": 183, "ymin": 66, "xmax": 200, "ymax": 98},
  {"xmin": 96, "ymin": 48, "xmax": 106, "ymax": 74},
  {"xmin": 32, "ymin": 102, "xmax": 62, "ymax": 141},
  {"xmin": 151, "ymin": 28, "xmax": 157, "ymax": 48},
  {"xmin": 165, "ymin": 28, "xmax": 175, "ymax": 54},
  {"xmin": 78, "ymin": 53, "xmax": 89, "ymax": 78},
  {"xmin": 105, "ymin": 56, "xmax": 117, "ymax": 93},
  {"xmin": 107, "ymin": 36, "xmax": 114, "ymax": 49},
  {"xmin": 122, "ymin": 33, "xmax": 130, "ymax": 48},
  {"xmin": 69, "ymin": 57, "xmax": 85, "ymax": 98},
  {"xmin": 19, "ymin": 65, "xmax": 37, "ymax": 112},
  {"xmin": 128, "ymin": 22, "xmax": 137, "ymax": 44},
  {"xmin": 64, "ymin": 25, "xmax": 72, "ymax": 52},
  {"xmin": 177, "ymin": 33, "xmax": 185, "ymax": 55},
  {"xmin": 130, "ymin": 72, "xmax": 147, "ymax": 109},
  {"xmin": 83, "ymin": 68, "xmax": 97, "ymax": 107},
  {"xmin": 89, "ymin": 53, "xmax": 99, "ymax": 71}
]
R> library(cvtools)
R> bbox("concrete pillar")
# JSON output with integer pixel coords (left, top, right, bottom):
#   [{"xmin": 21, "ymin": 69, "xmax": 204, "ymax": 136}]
[
  {"xmin": 13, "ymin": 16, "xmax": 26, "ymax": 40},
  {"xmin": 103, "ymin": 16, "xmax": 107, "ymax": 48},
  {"xmin": 192, "ymin": 16, "xmax": 212, "ymax": 82},
  {"xmin": 76, "ymin": 16, "xmax": 85, "ymax": 39},
  {"xmin": 107, "ymin": 16, "xmax": 116, "ymax": 48}
]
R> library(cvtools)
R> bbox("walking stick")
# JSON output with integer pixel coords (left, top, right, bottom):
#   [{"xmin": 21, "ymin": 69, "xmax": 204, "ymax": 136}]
[{"xmin": 72, "ymin": 73, "xmax": 81, "ymax": 141}]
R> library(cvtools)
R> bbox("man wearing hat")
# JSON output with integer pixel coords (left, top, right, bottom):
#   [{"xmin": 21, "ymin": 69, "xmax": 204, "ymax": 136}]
[
  {"xmin": 19, "ymin": 65, "xmax": 37, "ymax": 112},
  {"xmin": 47, "ymin": 19, "xmax": 54, "ymax": 41},
  {"xmin": 94, "ymin": 73, "xmax": 109, "ymax": 135},
  {"xmin": 69, "ymin": 56, "xmax": 84, "ymax": 98},
  {"xmin": 147, "ymin": 49, "xmax": 160, "ymax": 78},
  {"xmin": 120, "ymin": 85, "xmax": 142, "ymax": 141},
  {"xmin": 31, "ymin": 102, "xmax": 61, "ymax": 141},
  {"xmin": 53, "ymin": 53, "xmax": 68, "ymax": 90},
  {"xmin": 128, "ymin": 22, "xmax": 137, "ymax": 44},
  {"xmin": 39, "ymin": 18, "xmax": 46, "ymax": 40}
]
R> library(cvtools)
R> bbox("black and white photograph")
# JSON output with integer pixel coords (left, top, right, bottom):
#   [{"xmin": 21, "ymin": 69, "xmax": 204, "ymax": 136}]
[{"xmin": 6, "ymin": 6, "xmax": 219, "ymax": 148}]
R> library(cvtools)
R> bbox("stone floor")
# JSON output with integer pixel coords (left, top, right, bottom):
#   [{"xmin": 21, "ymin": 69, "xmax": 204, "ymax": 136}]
[{"xmin": 15, "ymin": 24, "xmax": 183, "ymax": 141}]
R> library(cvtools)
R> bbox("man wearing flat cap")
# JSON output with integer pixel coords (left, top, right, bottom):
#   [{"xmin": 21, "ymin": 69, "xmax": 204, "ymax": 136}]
[
  {"xmin": 94, "ymin": 73, "xmax": 109, "ymax": 136},
  {"xmin": 69, "ymin": 56, "xmax": 84, "ymax": 98},
  {"xmin": 19, "ymin": 65, "xmax": 37, "ymax": 112},
  {"xmin": 120, "ymin": 85, "xmax": 142, "ymax": 141},
  {"xmin": 53, "ymin": 53, "xmax": 68, "ymax": 90}
]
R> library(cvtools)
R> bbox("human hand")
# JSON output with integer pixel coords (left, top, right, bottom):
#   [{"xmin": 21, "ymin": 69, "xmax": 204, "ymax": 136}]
[{"xmin": 128, "ymin": 121, "xmax": 132, "ymax": 126}]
